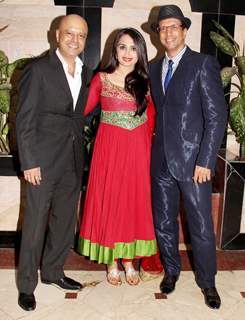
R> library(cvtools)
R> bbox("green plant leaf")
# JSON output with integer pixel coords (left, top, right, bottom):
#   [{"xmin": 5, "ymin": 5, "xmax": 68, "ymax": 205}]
[
  {"xmin": 236, "ymin": 56, "xmax": 245, "ymax": 76},
  {"xmin": 6, "ymin": 57, "xmax": 29, "ymax": 78},
  {"xmin": 220, "ymin": 66, "xmax": 237, "ymax": 88},
  {"xmin": 212, "ymin": 20, "xmax": 240, "ymax": 53},
  {"xmin": 230, "ymin": 96, "xmax": 245, "ymax": 140},
  {"xmin": 0, "ymin": 50, "xmax": 8, "ymax": 68},
  {"xmin": 210, "ymin": 31, "xmax": 236, "ymax": 56},
  {"xmin": 211, "ymin": 22, "xmax": 245, "ymax": 143},
  {"xmin": 2, "ymin": 122, "xmax": 9, "ymax": 135},
  {"xmin": 0, "ymin": 87, "xmax": 10, "ymax": 113}
]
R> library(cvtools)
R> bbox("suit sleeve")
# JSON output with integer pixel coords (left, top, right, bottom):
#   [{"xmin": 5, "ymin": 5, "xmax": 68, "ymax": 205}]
[
  {"xmin": 16, "ymin": 62, "xmax": 41, "ymax": 171},
  {"xmin": 84, "ymin": 72, "xmax": 102, "ymax": 116},
  {"xmin": 196, "ymin": 56, "xmax": 228, "ymax": 171}
]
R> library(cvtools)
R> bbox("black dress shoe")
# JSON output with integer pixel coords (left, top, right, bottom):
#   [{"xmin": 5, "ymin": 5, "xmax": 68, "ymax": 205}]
[
  {"xmin": 160, "ymin": 274, "xmax": 178, "ymax": 294},
  {"xmin": 42, "ymin": 276, "xmax": 83, "ymax": 291},
  {"xmin": 18, "ymin": 293, "xmax": 36, "ymax": 311},
  {"xmin": 202, "ymin": 287, "xmax": 221, "ymax": 309}
]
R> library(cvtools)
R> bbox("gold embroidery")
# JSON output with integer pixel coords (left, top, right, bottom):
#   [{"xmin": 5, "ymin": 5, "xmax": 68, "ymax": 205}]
[
  {"xmin": 101, "ymin": 110, "xmax": 147, "ymax": 130},
  {"xmin": 99, "ymin": 72, "xmax": 135, "ymax": 101}
]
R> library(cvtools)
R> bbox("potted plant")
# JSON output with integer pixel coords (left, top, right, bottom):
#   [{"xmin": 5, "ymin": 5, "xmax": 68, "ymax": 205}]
[
  {"xmin": 210, "ymin": 21, "xmax": 245, "ymax": 158},
  {"xmin": 0, "ymin": 48, "xmax": 29, "ymax": 154}
]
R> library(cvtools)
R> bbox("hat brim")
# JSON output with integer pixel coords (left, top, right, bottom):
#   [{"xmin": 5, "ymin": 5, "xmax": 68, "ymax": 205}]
[{"xmin": 150, "ymin": 16, "xmax": 191, "ymax": 33}]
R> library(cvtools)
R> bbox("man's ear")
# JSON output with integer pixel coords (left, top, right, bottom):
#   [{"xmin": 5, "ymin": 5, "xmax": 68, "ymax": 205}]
[
  {"xmin": 183, "ymin": 28, "xmax": 188, "ymax": 38},
  {"xmin": 56, "ymin": 29, "xmax": 60, "ymax": 43}
]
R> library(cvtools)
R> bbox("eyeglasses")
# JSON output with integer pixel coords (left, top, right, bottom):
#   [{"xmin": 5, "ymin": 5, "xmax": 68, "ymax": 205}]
[{"xmin": 157, "ymin": 24, "xmax": 183, "ymax": 33}]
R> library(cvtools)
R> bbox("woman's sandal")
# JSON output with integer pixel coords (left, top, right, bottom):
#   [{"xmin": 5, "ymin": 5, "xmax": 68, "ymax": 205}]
[
  {"xmin": 107, "ymin": 266, "xmax": 122, "ymax": 286},
  {"xmin": 123, "ymin": 265, "xmax": 140, "ymax": 286},
  {"xmin": 139, "ymin": 267, "xmax": 163, "ymax": 282}
]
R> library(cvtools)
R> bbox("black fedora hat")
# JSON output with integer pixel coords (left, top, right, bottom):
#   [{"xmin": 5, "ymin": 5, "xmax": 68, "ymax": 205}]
[{"xmin": 151, "ymin": 5, "xmax": 191, "ymax": 32}]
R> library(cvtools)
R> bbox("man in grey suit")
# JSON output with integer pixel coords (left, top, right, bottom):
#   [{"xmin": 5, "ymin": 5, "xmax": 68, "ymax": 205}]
[
  {"xmin": 16, "ymin": 14, "xmax": 93, "ymax": 311},
  {"xmin": 149, "ymin": 5, "xmax": 227, "ymax": 309}
]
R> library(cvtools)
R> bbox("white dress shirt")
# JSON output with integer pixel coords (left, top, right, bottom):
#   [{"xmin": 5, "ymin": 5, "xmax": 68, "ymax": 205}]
[
  {"xmin": 162, "ymin": 46, "xmax": 187, "ymax": 93},
  {"xmin": 56, "ymin": 49, "xmax": 83, "ymax": 109}
]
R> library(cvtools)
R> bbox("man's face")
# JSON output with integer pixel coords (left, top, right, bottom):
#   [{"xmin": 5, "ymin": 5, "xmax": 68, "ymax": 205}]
[
  {"xmin": 158, "ymin": 18, "xmax": 187, "ymax": 57},
  {"xmin": 56, "ymin": 16, "xmax": 88, "ymax": 60}
]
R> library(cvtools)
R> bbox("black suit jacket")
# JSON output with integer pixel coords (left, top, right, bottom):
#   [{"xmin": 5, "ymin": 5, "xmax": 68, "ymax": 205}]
[
  {"xmin": 16, "ymin": 51, "xmax": 93, "ymax": 179},
  {"xmin": 150, "ymin": 47, "xmax": 227, "ymax": 181}
]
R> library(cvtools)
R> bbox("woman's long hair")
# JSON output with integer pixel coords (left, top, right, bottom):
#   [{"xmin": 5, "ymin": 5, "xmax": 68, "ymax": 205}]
[{"xmin": 102, "ymin": 28, "xmax": 149, "ymax": 116}]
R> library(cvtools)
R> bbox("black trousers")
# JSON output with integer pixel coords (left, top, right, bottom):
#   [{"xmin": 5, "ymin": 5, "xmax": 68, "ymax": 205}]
[
  {"xmin": 17, "ymin": 168, "xmax": 80, "ymax": 294},
  {"xmin": 151, "ymin": 163, "xmax": 217, "ymax": 289}
]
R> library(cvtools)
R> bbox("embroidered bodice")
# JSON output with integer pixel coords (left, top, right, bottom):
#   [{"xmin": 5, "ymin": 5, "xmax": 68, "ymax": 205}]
[{"xmin": 84, "ymin": 72, "xmax": 155, "ymax": 131}]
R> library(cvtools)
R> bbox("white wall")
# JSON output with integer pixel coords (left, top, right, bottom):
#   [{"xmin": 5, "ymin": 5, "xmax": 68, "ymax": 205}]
[{"xmin": 0, "ymin": 0, "xmax": 65, "ymax": 62}]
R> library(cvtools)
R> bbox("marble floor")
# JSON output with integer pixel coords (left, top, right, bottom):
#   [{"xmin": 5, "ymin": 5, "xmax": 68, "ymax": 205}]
[{"xmin": 0, "ymin": 269, "xmax": 244, "ymax": 320}]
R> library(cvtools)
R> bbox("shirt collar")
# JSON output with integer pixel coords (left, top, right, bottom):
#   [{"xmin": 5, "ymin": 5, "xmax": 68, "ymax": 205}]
[
  {"xmin": 165, "ymin": 45, "xmax": 187, "ymax": 65},
  {"xmin": 56, "ymin": 48, "xmax": 83, "ymax": 70}
]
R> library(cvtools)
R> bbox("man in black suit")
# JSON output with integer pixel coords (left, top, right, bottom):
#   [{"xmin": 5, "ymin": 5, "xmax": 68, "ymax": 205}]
[
  {"xmin": 16, "ymin": 14, "xmax": 93, "ymax": 311},
  {"xmin": 149, "ymin": 5, "xmax": 227, "ymax": 309}
]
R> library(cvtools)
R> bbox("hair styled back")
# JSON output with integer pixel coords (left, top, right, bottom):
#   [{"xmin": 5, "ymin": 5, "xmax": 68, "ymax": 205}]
[{"xmin": 102, "ymin": 28, "xmax": 149, "ymax": 116}]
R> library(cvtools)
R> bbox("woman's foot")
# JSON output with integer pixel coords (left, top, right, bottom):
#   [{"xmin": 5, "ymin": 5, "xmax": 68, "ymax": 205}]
[
  {"xmin": 139, "ymin": 267, "xmax": 163, "ymax": 282},
  {"xmin": 122, "ymin": 262, "xmax": 140, "ymax": 286},
  {"xmin": 107, "ymin": 264, "xmax": 122, "ymax": 286}
]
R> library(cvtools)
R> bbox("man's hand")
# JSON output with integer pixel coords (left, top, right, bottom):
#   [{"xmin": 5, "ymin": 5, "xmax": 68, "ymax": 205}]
[
  {"xmin": 193, "ymin": 165, "xmax": 211, "ymax": 184},
  {"xmin": 24, "ymin": 167, "xmax": 42, "ymax": 186}
]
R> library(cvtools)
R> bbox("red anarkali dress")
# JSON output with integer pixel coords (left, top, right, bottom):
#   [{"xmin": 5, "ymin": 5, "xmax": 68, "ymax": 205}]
[{"xmin": 78, "ymin": 72, "xmax": 157, "ymax": 264}]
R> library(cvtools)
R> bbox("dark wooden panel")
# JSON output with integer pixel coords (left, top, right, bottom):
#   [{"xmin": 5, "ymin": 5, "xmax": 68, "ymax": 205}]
[
  {"xmin": 54, "ymin": 0, "xmax": 115, "ymax": 7},
  {"xmin": 0, "ymin": 155, "xmax": 20, "ymax": 176},
  {"xmin": 189, "ymin": 0, "xmax": 219, "ymax": 13},
  {"xmin": 190, "ymin": 0, "xmax": 245, "ymax": 15},
  {"xmin": 66, "ymin": 7, "xmax": 101, "ymax": 70},
  {"xmin": 200, "ymin": 13, "xmax": 235, "ymax": 68},
  {"xmin": 221, "ymin": 0, "xmax": 245, "ymax": 15}
]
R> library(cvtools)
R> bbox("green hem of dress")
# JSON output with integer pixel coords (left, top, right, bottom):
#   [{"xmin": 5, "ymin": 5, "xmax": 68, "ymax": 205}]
[{"xmin": 77, "ymin": 237, "xmax": 157, "ymax": 265}]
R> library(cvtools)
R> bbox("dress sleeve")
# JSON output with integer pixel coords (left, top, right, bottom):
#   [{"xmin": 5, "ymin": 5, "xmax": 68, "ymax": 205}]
[
  {"xmin": 146, "ymin": 94, "xmax": 156, "ymax": 134},
  {"xmin": 84, "ymin": 72, "xmax": 102, "ymax": 116}
]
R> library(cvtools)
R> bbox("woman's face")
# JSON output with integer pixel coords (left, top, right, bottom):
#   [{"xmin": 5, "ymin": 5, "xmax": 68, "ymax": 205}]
[{"xmin": 116, "ymin": 34, "xmax": 138, "ymax": 69}]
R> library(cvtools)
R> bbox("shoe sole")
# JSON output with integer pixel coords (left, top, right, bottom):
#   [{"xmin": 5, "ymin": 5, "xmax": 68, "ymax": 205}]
[
  {"xmin": 201, "ymin": 290, "xmax": 221, "ymax": 309},
  {"xmin": 18, "ymin": 301, "xmax": 36, "ymax": 311},
  {"xmin": 41, "ymin": 281, "xmax": 82, "ymax": 292},
  {"xmin": 204, "ymin": 301, "xmax": 221, "ymax": 309},
  {"xmin": 161, "ymin": 289, "xmax": 175, "ymax": 295}
]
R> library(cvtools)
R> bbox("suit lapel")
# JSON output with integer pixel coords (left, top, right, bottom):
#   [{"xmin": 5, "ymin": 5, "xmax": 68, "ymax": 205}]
[
  {"xmin": 166, "ymin": 46, "xmax": 193, "ymax": 90},
  {"xmin": 49, "ymin": 51, "xmax": 73, "ymax": 104},
  {"xmin": 50, "ymin": 51, "xmax": 91, "ymax": 113},
  {"xmin": 74, "ymin": 65, "xmax": 89, "ymax": 113}
]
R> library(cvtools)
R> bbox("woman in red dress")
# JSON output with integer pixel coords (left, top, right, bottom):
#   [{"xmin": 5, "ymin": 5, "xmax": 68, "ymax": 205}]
[{"xmin": 78, "ymin": 28, "xmax": 157, "ymax": 286}]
